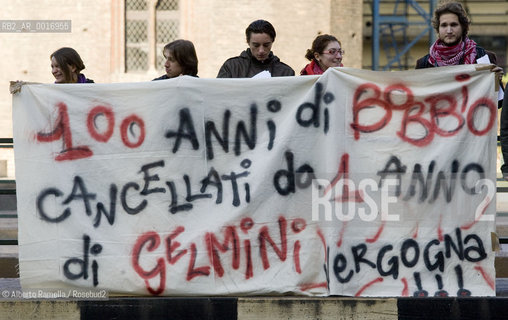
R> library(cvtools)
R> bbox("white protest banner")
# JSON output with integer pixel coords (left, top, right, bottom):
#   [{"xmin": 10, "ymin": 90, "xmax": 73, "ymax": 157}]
[{"xmin": 12, "ymin": 65, "xmax": 497, "ymax": 296}]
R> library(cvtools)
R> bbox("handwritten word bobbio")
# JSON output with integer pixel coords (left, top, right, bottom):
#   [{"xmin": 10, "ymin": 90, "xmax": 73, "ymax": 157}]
[
  {"xmin": 36, "ymin": 102, "xmax": 146, "ymax": 161},
  {"xmin": 350, "ymin": 79, "xmax": 496, "ymax": 146}
]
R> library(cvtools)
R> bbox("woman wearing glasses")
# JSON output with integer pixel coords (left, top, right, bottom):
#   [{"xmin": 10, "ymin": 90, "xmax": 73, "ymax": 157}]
[{"xmin": 300, "ymin": 34, "xmax": 344, "ymax": 75}]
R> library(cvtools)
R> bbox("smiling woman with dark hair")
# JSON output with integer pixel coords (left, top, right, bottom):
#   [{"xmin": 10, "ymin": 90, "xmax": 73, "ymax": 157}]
[
  {"xmin": 301, "ymin": 34, "xmax": 344, "ymax": 75},
  {"xmin": 50, "ymin": 47, "xmax": 94, "ymax": 83}
]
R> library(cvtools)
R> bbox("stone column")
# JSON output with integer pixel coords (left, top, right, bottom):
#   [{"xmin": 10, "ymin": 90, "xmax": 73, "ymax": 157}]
[{"xmin": 330, "ymin": 0, "xmax": 363, "ymax": 68}]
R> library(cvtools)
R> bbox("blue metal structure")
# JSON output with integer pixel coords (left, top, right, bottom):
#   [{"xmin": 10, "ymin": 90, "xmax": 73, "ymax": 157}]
[{"xmin": 371, "ymin": 0, "xmax": 437, "ymax": 70}]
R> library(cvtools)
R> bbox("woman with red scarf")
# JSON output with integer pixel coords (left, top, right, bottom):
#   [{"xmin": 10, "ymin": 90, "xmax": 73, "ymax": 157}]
[{"xmin": 301, "ymin": 34, "xmax": 344, "ymax": 75}]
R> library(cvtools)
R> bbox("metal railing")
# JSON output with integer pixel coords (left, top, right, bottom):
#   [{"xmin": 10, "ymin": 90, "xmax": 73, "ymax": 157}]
[{"xmin": 0, "ymin": 138, "xmax": 16, "ymax": 245}]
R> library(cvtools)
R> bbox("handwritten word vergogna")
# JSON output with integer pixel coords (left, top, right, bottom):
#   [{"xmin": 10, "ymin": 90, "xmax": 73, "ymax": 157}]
[{"xmin": 333, "ymin": 227, "xmax": 489, "ymax": 296}]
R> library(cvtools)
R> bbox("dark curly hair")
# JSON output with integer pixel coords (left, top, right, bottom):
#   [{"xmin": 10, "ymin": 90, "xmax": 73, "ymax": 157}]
[{"xmin": 432, "ymin": 2, "xmax": 470, "ymax": 39}]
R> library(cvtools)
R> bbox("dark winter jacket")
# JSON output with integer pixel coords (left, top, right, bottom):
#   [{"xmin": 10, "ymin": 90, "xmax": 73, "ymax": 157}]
[{"xmin": 217, "ymin": 49, "xmax": 294, "ymax": 78}]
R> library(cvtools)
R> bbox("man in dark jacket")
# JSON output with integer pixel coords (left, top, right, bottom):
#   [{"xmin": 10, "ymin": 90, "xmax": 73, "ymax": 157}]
[
  {"xmin": 415, "ymin": 2, "xmax": 501, "ymax": 71},
  {"xmin": 414, "ymin": 2, "xmax": 505, "ymax": 176},
  {"xmin": 217, "ymin": 20, "xmax": 294, "ymax": 78}
]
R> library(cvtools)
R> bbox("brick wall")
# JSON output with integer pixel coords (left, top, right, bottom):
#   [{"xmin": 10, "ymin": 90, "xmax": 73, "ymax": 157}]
[{"xmin": 331, "ymin": 0, "xmax": 363, "ymax": 68}]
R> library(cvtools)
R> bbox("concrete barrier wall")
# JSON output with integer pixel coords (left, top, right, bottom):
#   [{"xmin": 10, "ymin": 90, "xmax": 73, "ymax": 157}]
[{"xmin": 1, "ymin": 296, "xmax": 508, "ymax": 319}]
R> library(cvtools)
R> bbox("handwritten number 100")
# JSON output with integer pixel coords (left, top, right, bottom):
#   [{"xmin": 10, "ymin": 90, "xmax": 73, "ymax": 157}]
[{"xmin": 36, "ymin": 102, "xmax": 146, "ymax": 161}]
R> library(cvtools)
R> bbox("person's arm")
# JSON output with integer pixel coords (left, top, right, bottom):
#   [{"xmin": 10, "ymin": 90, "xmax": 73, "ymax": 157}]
[
  {"xmin": 217, "ymin": 62, "xmax": 232, "ymax": 78},
  {"xmin": 484, "ymin": 51, "xmax": 505, "ymax": 108},
  {"xmin": 273, "ymin": 62, "xmax": 295, "ymax": 77},
  {"xmin": 415, "ymin": 56, "xmax": 428, "ymax": 69},
  {"xmin": 483, "ymin": 50, "xmax": 504, "ymax": 82},
  {"xmin": 485, "ymin": 50, "xmax": 497, "ymax": 65},
  {"xmin": 279, "ymin": 67, "xmax": 295, "ymax": 77}
]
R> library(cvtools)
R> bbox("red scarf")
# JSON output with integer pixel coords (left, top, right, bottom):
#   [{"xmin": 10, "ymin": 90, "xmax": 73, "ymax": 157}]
[
  {"xmin": 428, "ymin": 37, "xmax": 477, "ymax": 66},
  {"xmin": 300, "ymin": 60, "xmax": 344, "ymax": 75},
  {"xmin": 300, "ymin": 60, "xmax": 324, "ymax": 75}
]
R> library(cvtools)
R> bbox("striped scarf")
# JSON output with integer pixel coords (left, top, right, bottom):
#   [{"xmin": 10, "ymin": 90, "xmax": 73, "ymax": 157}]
[{"xmin": 428, "ymin": 37, "xmax": 477, "ymax": 66}]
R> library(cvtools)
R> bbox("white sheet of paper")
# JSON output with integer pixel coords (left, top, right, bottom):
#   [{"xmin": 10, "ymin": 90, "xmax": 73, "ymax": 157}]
[
  {"xmin": 476, "ymin": 54, "xmax": 490, "ymax": 64},
  {"xmin": 252, "ymin": 70, "xmax": 271, "ymax": 78},
  {"xmin": 477, "ymin": 54, "xmax": 504, "ymax": 101}
]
